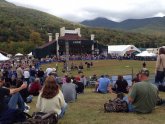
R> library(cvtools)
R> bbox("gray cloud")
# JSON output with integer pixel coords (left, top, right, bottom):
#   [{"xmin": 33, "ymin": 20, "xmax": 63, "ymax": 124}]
[
  {"xmin": 77, "ymin": 3, "xmax": 165, "ymax": 22},
  {"xmin": 6, "ymin": 0, "xmax": 165, "ymax": 22}
]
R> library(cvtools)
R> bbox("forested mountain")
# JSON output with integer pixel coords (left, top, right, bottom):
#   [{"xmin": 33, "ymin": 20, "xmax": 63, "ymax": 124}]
[
  {"xmin": 0, "ymin": 0, "xmax": 78, "ymax": 42},
  {"xmin": 0, "ymin": 0, "xmax": 165, "ymax": 54},
  {"xmin": 81, "ymin": 17, "xmax": 165, "ymax": 36}
]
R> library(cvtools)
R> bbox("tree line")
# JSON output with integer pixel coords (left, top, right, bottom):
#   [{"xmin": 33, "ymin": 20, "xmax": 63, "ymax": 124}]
[{"xmin": 0, "ymin": 0, "xmax": 165, "ymax": 54}]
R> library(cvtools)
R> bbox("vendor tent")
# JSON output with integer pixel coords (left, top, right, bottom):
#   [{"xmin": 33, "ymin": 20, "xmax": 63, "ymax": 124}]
[
  {"xmin": 27, "ymin": 52, "xmax": 33, "ymax": 56},
  {"xmin": 136, "ymin": 51, "xmax": 157, "ymax": 57},
  {"xmin": 15, "ymin": 53, "xmax": 23, "ymax": 57},
  {"xmin": 108, "ymin": 45, "xmax": 141, "ymax": 56},
  {"xmin": 150, "ymin": 53, "xmax": 157, "ymax": 56},
  {"xmin": 0, "ymin": 53, "xmax": 10, "ymax": 61}
]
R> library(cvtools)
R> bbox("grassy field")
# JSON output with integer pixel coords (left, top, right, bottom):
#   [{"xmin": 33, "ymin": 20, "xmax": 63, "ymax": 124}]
[
  {"xmin": 30, "ymin": 88, "xmax": 165, "ymax": 124},
  {"xmin": 41, "ymin": 60, "xmax": 156, "ymax": 77},
  {"xmin": 28, "ymin": 60, "xmax": 165, "ymax": 124}
]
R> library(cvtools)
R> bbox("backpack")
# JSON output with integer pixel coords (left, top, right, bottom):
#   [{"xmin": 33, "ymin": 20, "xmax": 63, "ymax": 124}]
[
  {"xmin": 104, "ymin": 98, "xmax": 129, "ymax": 112},
  {"xmin": 156, "ymin": 96, "xmax": 163, "ymax": 106},
  {"xmin": 18, "ymin": 112, "xmax": 58, "ymax": 124}
]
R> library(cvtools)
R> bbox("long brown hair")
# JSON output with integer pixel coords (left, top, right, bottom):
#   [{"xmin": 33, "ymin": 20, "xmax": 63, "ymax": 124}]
[
  {"xmin": 159, "ymin": 47, "xmax": 165, "ymax": 55},
  {"xmin": 41, "ymin": 76, "xmax": 59, "ymax": 99}
]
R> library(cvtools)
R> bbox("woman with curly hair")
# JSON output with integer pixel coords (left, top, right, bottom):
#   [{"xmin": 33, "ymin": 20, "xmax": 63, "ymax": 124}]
[{"xmin": 36, "ymin": 76, "xmax": 67, "ymax": 118}]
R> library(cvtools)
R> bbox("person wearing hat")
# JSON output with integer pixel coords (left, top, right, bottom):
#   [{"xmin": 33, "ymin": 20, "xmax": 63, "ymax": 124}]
[{"xmin": 128, "ymin": 69, "xmax": 158, "ymax": 113}]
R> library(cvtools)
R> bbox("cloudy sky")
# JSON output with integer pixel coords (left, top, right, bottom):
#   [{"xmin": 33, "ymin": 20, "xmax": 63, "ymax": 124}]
[{"xmin": 6, "ymin": 0, "xmax": 165, "ymax": 22}]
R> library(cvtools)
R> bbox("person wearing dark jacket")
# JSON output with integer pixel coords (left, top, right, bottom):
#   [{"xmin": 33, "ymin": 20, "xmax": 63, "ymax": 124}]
[
  {"xmin": 114, "ymin": 75, "xmax": 128, "ymax": 93},
  {"xmin": 0, "ymin": 77, "xmax": 27, "ymax": 123}
]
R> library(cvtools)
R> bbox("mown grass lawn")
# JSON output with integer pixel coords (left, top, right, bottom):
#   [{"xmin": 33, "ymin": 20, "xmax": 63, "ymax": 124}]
[
  {"xmin": 28, "ymin": 60, "xmax": 165, "ymax": 124},
  {"xmin": 30, "ymin": 88, "xmax": 165, "ymax": 124},
  {"xmin": 41, "ymin": 60, "xmax": 156, "ymax": 77}
]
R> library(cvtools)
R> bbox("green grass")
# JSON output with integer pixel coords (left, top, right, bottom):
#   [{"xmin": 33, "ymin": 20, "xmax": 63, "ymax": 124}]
[
  {"xmin": 29, "ymin": 89, "xmax": 165, "ymax": 124},
  {"xmin": 41, "ymin": 60, "xmax": 156, "ymax": 77},
  {"xmin": 58, "ymin": 89, "xmax": 165, "ymax": 124},
  {"xmin": 28, "ymin": 60, "xmax": 165, "ymax": 124}
]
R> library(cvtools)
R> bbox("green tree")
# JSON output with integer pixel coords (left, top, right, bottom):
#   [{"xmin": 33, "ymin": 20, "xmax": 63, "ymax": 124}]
[{"xmin": 30, "ymin": 31, "xmax": 43, "ymax": 46}]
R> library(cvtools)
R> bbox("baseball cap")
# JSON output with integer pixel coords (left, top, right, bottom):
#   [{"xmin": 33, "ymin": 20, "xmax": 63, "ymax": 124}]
[{"xmin": 140, "ymin": 69, "xmax": 149, "ymax": 77}]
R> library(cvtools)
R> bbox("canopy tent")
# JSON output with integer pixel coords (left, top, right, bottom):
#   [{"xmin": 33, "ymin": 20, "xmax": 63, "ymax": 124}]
[
  {"xmin": 136, "ymin": 51, "xmax": 157, "ymax": 57},
  {"xmin": 108, "ymin": 45, "xmax": 141, "ymax": 56},
  {"xmin": 15, "ymin": 53, "xmax": 23, "ymax": 57},
  {"xmin": 0, "ymin": 53, "xmax": 10, "ymax": 61},
  {"xmin": 7, "ymin": 54, "xmax": 12, "ymax": 58},
  {"xmin": 149, "ymin": 53, "xmax": 157, "ymax": 56},
  {"xmin": 27, "ymin": 52, "xmax": 33, "ymax": 56}
]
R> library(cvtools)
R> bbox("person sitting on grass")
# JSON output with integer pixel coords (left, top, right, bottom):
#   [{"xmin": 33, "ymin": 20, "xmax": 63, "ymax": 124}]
[
  {"xmin": 113, "ymin": 75, "xmax": 128, "ymax": 93},
  {"xmin": 74, "ymin": 76, "xmax": 84, "ymax": 94},
  {"xmin": 132, "ymin": 73, "xmax": 141, "ymax": 84},
  {"xmin": 128, "ymin": 69, "xmax": 158, "ymax": 113},
  {"xmin": 90, "ymin": 74, "xmax": 97, "ymax": 82},
  {"xmin": 36, "ymin": 76, "xmax": 67, "ymax": 119},
  {"xmin": 28, "ymin": 78, "xmax": 42, "ymax": 96},
  {"xmin": 95, "ymin": 75, "xmax": 112, "ymax": 94},
  {"xmin": 62, "ymin": 77, "xmax": 77, "ymax": 103},
  {"xmin": 16, "ymin": 79, "xmax": 30, "ymax": 103},
  {"xmin": 0, "ymin": 77, "xmax": 28, "ymax": 123}
]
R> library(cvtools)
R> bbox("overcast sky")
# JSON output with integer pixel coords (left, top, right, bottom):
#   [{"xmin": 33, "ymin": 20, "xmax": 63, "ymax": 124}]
[{"xmin": 6, "ymin": 0, "xmax": 165, "ymax": 22}]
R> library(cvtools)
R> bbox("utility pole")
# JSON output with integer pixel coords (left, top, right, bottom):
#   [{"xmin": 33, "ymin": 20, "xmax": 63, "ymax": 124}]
[{"xmin": 65, "ymin": 41, "xmax": 69, "ymax": 71}]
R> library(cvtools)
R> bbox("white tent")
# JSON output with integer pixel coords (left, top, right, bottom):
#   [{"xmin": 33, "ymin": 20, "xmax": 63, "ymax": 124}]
[
  {"xmin": 0, "ymin": 53, "xmax": 10, "ymax": 61},
  {"xmin": 108, "ymin": 45, "xmax": 141, "ymax": 56},
  {"xmin": 15, "ymin": 53, "xmax": 23, "ymax": 57},
  {"xmin": 136, "ymin": 51, "xmax": 157, "ymax": 57},
  {"xmin": 27, "ymin": 52, "xmax": 33, "ymax": 56},
  {"xmin": 7, "ymin": 54, "xmax": 12, "ymax": 58},
  {"xmin": 149, "ymin": 53, "xmax": 157, "ymax": 56}
]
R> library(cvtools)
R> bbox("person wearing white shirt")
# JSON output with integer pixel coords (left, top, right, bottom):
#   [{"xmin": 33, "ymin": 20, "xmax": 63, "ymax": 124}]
[
  {"xmin": 24, "ymin": 68, "xmax": 30, "ymax": 84},
  {"xmin": 36, "ymin": 76, "xmax": 67, "ymax": 118},
  {"xmin": 45, "ymin": 68, "xmax": 53, "ymax": 76}
]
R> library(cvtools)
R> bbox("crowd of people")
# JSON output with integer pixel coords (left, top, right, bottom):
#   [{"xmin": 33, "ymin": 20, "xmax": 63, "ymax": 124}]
[
  {"xmin": 0, "ymin": 47, "xmax": 165, "ymax": 123},
  {"xmin": 94, "ymin": 47, "xmax": 165, "ymax": 113},
  {"xmin": 0, "ymin": 58, "xmax": 89, "ymax": 123}
]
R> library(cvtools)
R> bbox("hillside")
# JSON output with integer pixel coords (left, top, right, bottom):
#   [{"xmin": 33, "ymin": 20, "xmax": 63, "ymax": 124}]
[
  {"xmin": 81, "ymin": 17, "xmax": 165, "ymax": 36},
  {"xmin": 0, "ymin": 0, "xmax": 79, "ymax": 42},
  {"xmin": 0, "ymin": 0, "xmax": 165, "ymax": 54}
]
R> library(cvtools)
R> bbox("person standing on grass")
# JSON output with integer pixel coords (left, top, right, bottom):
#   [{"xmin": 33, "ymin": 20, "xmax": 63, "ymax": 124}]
[
  {"xmin": 36, "ymin": 76, "xmax": 67, "ymax": 118},
  {"xmin": 155, "ymin": 47, "xmax": 165, "ymax": 86},
  {"xmin": 16, "ymin": 64, "xmax": 23, "ymax": 80},
  {"xmin": 142, "ymin": 62, "xmax": 147, "ymax": 71},
  {"xmin": 74, "ymin": 76, "xmax": 84, "ymax": 94},
  {"xmin": 128, "ymin": 69, "xmax": 158, "ymax": 113},
  {"xmin": 80, "ymin": 75, "xmax": 87, "ymax": 87}
]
